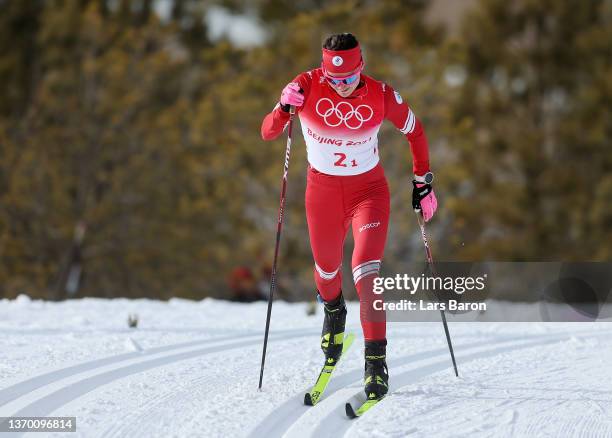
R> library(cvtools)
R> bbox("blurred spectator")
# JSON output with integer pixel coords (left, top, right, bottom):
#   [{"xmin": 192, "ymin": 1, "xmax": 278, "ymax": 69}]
[{"xmin": 228, "ymin": 267, "xmax": 265, "ymax": 302}]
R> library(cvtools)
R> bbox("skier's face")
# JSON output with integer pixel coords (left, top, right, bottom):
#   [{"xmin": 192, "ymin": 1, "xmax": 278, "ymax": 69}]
[{"xmin": 326, "ymin": 68, "xmax": 361, "ymax": 97}]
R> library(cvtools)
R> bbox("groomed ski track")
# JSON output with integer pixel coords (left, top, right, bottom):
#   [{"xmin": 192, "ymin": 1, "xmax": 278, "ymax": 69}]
[{"xmin": 1, "ymin": 298, "xmax": 612, "ymax": 437}]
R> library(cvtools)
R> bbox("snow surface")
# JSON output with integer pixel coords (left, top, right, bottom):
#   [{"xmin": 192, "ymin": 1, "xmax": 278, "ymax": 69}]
[{"xmin": 1, "ymin": 296, "xmax": 612, "ymax": 437}]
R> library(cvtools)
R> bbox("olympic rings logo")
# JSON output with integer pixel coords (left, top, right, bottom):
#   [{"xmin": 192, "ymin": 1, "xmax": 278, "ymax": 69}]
[{"xmin": 315, "ymin": 98, "xmax": 374, "ymax": 130}]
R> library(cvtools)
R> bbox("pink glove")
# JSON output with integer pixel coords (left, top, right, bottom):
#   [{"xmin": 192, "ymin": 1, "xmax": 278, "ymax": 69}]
[
  {"xmin": 280, "ymin": 82, "xmax": 304, "ymax": 108},
  {"xmin": 412, "ymin": 182, "xmax": 438, "ymax": 222}
]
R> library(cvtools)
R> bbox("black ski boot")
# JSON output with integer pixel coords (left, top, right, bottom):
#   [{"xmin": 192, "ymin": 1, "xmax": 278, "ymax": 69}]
[
  {"xmin": 364, "ymin": 339, "xmax": 389, "ymax": 400},
  {"xmin": 320, "ymin": 293, "xmax": 347, "ymax": 364}
]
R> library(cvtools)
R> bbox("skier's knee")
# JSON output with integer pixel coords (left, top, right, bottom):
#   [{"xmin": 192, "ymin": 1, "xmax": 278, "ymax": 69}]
[
  {"xmin": 315, "ymin": 263, "xmax": 340, "ymax": 282},
  {"xmin": 352, "ymin": 259, "xmax": 381, "ymax": 284}
]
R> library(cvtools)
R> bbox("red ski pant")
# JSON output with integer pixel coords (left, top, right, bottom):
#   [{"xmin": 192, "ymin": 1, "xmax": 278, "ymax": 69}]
[{"xmin": 305, "ymin": 164, "xmax": 389, "ymax": 341}]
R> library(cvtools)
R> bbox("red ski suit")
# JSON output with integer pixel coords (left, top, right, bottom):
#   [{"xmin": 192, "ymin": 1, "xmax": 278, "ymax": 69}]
[{"xmin": 261, "ymin": 68, "xmax": 430, "ymax": 340}]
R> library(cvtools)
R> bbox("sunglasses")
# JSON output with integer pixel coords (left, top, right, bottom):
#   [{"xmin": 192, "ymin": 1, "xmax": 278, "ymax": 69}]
[{"xmin": 326, "ymin": 72, "xmax": 360, "ymax": 86}]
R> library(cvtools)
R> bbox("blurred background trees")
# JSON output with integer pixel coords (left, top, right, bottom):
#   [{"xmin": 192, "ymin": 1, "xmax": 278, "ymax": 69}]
[{"xmin": 0, "ymin": 0, "xmax": 610, "ymax": 300}]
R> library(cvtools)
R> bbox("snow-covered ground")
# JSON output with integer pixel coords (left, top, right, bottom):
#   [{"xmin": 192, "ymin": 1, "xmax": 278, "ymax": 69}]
[{"xmin": 1, "ymin": 296, "xmax": 612, "ymax": 437}]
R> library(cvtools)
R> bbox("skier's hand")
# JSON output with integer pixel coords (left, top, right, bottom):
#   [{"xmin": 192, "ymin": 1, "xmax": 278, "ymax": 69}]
[
  {"xmin": 412, "ymin": 180, "xmax": 437, "ymax": 222},
  {"xmin": 280, "ymin": 82, "xmax": 304, "ymax": 111}
]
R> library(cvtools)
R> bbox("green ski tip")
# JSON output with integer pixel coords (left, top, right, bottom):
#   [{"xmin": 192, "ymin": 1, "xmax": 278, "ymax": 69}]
[
  {"xmin": 304, "ymin": 333, "xmax": 355, "ymax": 406},
  {"xmin": 345, "ymin": 396, "xmax": 385, "ymax": 419}
]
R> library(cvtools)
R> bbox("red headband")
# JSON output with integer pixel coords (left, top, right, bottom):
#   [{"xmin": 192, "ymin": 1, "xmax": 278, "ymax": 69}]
[{"xmin": 322, "ymin": 44, "xmax": 363, "ymax": 76}]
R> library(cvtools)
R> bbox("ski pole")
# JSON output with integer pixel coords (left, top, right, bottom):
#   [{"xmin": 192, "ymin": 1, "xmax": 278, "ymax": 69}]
[
  {"xmin": 258, "ymin": 105, "xmax": 296, "ymax": 390},
  {"xmin": 414, "ymin": 210, "xmax": 459, "ymax": 377}
]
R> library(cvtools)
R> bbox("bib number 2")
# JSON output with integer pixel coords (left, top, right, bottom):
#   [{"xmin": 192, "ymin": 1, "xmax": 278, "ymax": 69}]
[{"xmin": 334, "ymin": 153, "xmax": 358, "ymax": 168}]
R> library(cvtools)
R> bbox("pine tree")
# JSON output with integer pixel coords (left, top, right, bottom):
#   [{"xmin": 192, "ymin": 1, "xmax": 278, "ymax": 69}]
[{"xmin": 440, "ymin": 0, "xmax": 612, "ymax": 261}]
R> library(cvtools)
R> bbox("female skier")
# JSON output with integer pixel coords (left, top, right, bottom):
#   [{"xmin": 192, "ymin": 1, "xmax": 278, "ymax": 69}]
[{"xmin": 261, "ymin": 33, "xmax": 437, "ymax": 402}]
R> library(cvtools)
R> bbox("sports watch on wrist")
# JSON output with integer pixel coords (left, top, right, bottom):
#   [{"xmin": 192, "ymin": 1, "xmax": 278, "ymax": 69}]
[{"xmin": 414, "ymin": 171, "xmax": 434, "ymax": 184}]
